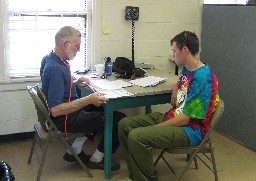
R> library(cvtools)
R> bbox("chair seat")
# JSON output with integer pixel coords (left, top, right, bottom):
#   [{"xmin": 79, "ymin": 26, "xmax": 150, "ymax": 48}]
[{"xmin": 166, "ymin": 141, "xmax": 214, "ymax": 154}]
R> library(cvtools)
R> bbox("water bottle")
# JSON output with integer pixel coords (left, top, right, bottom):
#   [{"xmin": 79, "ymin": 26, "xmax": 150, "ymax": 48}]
[{"xmin": 104, "ymin": 57, "xmax": 113, "ymax": 76}]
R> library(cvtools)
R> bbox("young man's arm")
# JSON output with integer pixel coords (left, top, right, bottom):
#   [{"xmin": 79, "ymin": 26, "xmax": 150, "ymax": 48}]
[
  {"xmin": 155, "ymin": 113, "xmax": 190, "ymax": 127},
  {"xmin": 171, "ymin": 82, "xmax": 178, "ymax": 107}
]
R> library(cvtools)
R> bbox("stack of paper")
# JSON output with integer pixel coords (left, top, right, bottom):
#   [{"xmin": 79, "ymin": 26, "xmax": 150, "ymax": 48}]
[
  {"xmin": 88, "ymin": 79, "xmax": 133, "ymax": 98},
  {"xmin": 89, "ymin": 79, "xmax": 132, "ymax": 90},
  {"xmin": 97, "ymin": 89, "xmax": 134, "ymax": 98},
  {"xmin": 129, "ymin": 76, "xmax": 166, "ymax": 87}
]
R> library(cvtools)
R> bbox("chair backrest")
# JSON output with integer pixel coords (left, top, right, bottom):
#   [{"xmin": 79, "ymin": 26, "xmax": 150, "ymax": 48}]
[
  {"xmin": 194, "ymin": 98, "xmax": 224, "ymax": 150},
  {"xmin": 27, "ymin": 84, "xmax": 54, "ymax": 132},
  {"xmin": 36, "ymin": 85, "xmax": 50, "ymax": 114},
  {"xmin": 209, "ymin": 98, "xmax": 224, "ymax": 132}
]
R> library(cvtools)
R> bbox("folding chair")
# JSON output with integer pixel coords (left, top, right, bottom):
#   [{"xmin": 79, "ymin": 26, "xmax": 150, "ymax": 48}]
[
  {"xmin": 154, "ymin": 99, "xmax": 224, "ymax": 181},
  {"xmin": 27, "ymin": 84, "xmax": 93, "ymax": 181}
]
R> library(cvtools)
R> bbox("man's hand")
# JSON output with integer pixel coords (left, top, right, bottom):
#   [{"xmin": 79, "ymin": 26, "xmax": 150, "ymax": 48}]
[
  {"xmin": 88, "ymin": 93, "xmax": 109, "ymax": 107},
  {"xmin": 75, "ymin": 77, "xmax": 90, "ymax": 87}
]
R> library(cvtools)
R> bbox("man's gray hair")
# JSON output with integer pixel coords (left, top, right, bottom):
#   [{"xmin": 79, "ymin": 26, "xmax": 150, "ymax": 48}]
[{"xmin": 55, "ymin": 26, "xmax": 81, "ymax": 46}]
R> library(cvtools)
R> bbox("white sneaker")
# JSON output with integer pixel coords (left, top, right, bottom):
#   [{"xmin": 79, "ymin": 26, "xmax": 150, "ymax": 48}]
[{"xmin": 118, "ymin": 177, "xmax": 133, "ymax": 181}]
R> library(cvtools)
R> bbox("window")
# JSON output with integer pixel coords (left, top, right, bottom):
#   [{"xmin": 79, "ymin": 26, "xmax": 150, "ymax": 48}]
[{"xmin": 5, "ymin": 0, "xmax": 92, "ymax": 78}]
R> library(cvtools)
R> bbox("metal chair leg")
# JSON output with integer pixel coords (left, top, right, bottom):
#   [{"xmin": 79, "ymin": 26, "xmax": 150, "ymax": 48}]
[
  {"xmin": 36, "ymin": 132, "xmax": 51, "ymax": 181},
  {"xmin": 177, "ymin": 152, "xmax": 198, "ymax": 181},
  {"xmin": 27, "ymin": 135, "xmax": 37, "ymax": 164},
  {"xmin": 209, "ymin": 143, "xmax": 218, "ymax": 181},
  {"xmin": 194, "ymin": 156, "xmax": 199, "ymax": 170},
  {"xmin": 154, "ymin": 149, "xmax": 165, "ymax": 167}
]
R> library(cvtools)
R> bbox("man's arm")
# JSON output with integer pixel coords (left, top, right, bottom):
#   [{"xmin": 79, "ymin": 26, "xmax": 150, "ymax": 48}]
[
  {"xmin": 50, "ymin": 93, "xmax": 108, "ymax": 117},
  {"xmin": 155, "ymin": 113, "xmax": 190, "ymax": 127}
]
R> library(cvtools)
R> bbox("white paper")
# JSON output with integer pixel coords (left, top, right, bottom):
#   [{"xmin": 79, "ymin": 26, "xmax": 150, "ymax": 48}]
[
  {"xmin": 129, "ymin": 76, "xmax": 166, "ymax": 87},
  {"xmin": 89, "ymin": 79, "xmax": 132, "ymax": 90},
  {"xmin": 97, "ymin": 89, "xmax": 134, "ymax": 98}
]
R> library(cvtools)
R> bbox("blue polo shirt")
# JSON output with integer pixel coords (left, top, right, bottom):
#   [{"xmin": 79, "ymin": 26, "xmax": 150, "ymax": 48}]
[{"xmin": 40, "ymin": 51, "xmax": 78, "ymax": 108}]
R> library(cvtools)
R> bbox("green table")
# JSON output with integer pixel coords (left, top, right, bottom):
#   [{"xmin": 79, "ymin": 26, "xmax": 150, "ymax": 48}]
[{"xmin": 78, "ymin": 70, "xmax": 178, "ymax": 179}]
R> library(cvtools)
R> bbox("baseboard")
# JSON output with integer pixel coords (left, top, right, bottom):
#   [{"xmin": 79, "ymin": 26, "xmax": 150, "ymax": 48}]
[{"xmin": 0, "ymin": 132, "xmax": 34, "ymax": 144}]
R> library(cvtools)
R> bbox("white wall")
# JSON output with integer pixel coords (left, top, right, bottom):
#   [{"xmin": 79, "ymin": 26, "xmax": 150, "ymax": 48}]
[
  {"xmin": 0, "ymin": 0, "xmax": 203, "ymax": 135},
  {"xmin": 95, "ymin": 0, "xmax": 203, "ymax": 68}
]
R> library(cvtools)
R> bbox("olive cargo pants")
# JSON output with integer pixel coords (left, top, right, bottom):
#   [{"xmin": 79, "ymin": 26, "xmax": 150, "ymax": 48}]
[{"xmin": 118, "ymin": 112, "xmax": 190, "ymax": 181}]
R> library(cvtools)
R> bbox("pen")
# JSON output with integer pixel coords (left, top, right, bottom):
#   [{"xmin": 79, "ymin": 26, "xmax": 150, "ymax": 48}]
[
  {"xmin": 84, "ymin": 82, "xmax": 97, "ymax": 93},
  {"xmin": 92, "ymin": 87, "xmax": 98, "ymax": 93}
]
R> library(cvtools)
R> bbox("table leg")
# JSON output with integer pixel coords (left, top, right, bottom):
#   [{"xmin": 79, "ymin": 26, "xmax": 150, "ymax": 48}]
[
  {"xmin": 104, "ymin": 103, "xmax": 113, "ymax": 180},
  {"xmin": 145, "ymin": 105, "xmax": 152, "ymax": 114}
]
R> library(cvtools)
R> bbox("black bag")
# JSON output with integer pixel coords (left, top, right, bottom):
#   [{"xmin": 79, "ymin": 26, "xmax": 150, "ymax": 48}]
[
  {"xmin": 113, "ymin": 57, "xmax": 135, "ymax": 75},
  {"xmin": 0, "ymin": 161, "xmax": 15, "ymax": 181},
  {"xmin": 113, "ymin": 57, "xmax": 146, "ymax": 79}
]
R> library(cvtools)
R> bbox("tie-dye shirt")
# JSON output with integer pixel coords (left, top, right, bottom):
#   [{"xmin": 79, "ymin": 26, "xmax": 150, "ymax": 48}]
[{"xmin": 166, "ymin": 64, "xmax": 219, "ymax": 146}]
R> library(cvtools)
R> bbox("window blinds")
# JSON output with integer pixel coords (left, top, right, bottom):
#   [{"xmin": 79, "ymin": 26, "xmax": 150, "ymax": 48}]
[{"xmin": 6, "ymin": 0, "xmax": 92, "ymax": 78}]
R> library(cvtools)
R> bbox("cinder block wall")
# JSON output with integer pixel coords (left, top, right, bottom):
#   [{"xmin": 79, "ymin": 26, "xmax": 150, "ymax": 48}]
[{"xmin": 0, "ymin": 0, "xmax": 202, "ymax": 135}]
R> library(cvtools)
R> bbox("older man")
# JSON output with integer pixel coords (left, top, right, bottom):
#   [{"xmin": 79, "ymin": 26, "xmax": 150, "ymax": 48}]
[{"xmin": 41, "ymin": 26, "xmax": 126, "ymax": 171}]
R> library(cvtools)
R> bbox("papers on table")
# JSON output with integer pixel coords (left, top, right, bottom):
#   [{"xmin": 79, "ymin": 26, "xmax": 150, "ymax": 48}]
[
  {"xmin": 97, "ymin": 89, "xmax": 134, "ymax": 98},
  {"xmin": 129, "ymin": 76, "xmax": 166, "ymax": 87},
  {"xmin": 114, "ymin": 80, "xmax": 133, "ymax": 88},
  {"xmin": 79, "ymin": 75, "xmax": 167, "ymax": 98},
  {"xmin": 72, "ymin": 72, "xmax": 98, "ymax": 80},
  {"xmin": 89, "ymin": 79, "xmax": 132, "ymax": 90},
  {"xmin": 88, "ymin": 79, "xmax": 133, "ymax": 98}
]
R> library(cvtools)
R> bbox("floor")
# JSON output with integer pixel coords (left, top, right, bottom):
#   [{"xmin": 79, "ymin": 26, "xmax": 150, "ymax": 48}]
[{"xmin": 0, "ymin": 131, "xmax": 255, "ymax": 181}]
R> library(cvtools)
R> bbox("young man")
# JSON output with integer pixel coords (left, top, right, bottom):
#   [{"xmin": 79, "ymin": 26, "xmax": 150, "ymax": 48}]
[
  {"xmin": 118, "ymin": 31, "xmax": 219, "ymax": 181},
  {"xmin": 40, "ymin": 26, "xmax": 126, "ymax": 171}
]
